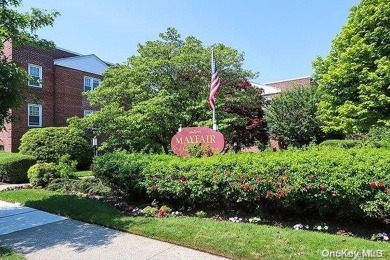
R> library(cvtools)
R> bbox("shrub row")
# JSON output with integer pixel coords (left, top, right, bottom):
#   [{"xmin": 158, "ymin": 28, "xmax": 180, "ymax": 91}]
[
  {"xmin": 93, "ymin": 147, "xmax": 390, "ymax": 221},
  {"xmin": 0, "ymin": 152, "xmax": 36, "ymax": 183}
]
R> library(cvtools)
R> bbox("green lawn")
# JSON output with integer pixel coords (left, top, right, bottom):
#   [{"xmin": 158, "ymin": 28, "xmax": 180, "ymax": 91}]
[
  {"xmin": 0, "ymin": 189, "xmax": 389, "ymax": 260},
  {"xmin": 74, "ymin": 170, "xmax": 93, "ymax": 178},
  {"xmin": 0, "ymin": 247, "xmax": 25, "ymax": 260}
]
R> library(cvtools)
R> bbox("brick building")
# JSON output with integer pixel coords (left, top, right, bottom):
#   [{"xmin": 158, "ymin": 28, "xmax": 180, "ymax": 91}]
[{"xmin": 0, "ymin": 41, "xmax": 110, "ymax": 152}]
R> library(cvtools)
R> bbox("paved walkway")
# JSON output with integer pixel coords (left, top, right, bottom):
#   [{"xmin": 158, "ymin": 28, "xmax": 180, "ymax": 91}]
[{"xmin": 0, "ymin": 200, "xmax": 228, "ymax": 260}]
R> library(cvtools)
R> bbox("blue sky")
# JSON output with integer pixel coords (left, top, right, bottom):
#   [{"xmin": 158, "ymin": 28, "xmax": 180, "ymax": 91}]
[{"xmin": 19, "ymin": 0, "xmax": 360, "ymax": 83}]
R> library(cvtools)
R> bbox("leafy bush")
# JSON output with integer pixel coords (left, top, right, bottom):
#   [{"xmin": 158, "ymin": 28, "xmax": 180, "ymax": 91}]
[
  {"xmin": 93, "ymin": 152, "xmax": 170, "ymax": 198},
  {"xmin": 19, "ymin": 127, "xmax": 92, "ymax": 169},
  {"xmin": 185, "ymin": 143, "xmax": 214, "ymax": 157},
  {"xmin": 27, "ymin": 162, "xmax": 60, "ymax": 187},
  {"xmin": 56, "ymin": 154, "xmax": 77, "ymax": 178},
  {"xmin": 363, "ymin": 126, "xmax": 390, "ymax": 148},
  {"xmin": 319, "ymin": 139, "xmax": 363, "ymax": 148},
  {"xmin": 265, "ymin": 86, "xmax": 325, "ymax": 148},
  {"xmin": 93, "ymin": 147, "xmax": 390, "ymax": 222},
  {"xmin": 0, "ymin": 153, "xmax": 36, "ymax": 183},
  {"xmin": 47, "ymin": 178, "xmax": 111, "ymax": 196}
]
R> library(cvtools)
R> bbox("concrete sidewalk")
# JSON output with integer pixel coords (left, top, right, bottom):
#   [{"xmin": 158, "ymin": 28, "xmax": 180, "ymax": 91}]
[{"xmin": 0, "ymin": 200, "xmax": 228, "ymax": 260}]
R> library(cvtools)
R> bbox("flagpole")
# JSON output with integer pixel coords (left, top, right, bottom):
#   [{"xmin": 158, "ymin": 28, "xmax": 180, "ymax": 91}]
[
  {"xmin": 210, "ymin": 47, "xmax": 219, "ymax": 131},
  {"xmin": 212, "ymin": 106, "xmax": 217, "ymax": 130}
]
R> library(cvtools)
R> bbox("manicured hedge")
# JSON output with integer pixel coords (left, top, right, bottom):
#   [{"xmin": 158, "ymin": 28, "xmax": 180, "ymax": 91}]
[
  {"xmin": 0, "ymin": 152, "xmax": 36, "ymax": 183},
  {"xmin": 93, "ymin": 147, "xmax": 390, "ymax": 222},
  {"xmin": 19, "ymin": 127, "xmax": 92, "ymax": 169},
  {"xmin": 319, "ymin": 139, "xmax": 363, "ymax": 148}
]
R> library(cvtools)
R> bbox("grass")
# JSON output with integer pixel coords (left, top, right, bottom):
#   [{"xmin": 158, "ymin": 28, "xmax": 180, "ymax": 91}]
[
  {"xmin": 74, "ymin": 170, "xmax": 93, "ymax": 178},
  {"xmin": 0, "ymin": 189, "xmax": 389, "ymax": 259},
  {"xmin": 0, "ymin": 247, "xmax": 25, "ymax": 260}
]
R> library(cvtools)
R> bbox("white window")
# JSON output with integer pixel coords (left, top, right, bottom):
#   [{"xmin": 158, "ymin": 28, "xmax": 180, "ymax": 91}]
[
  {"xmin": 28, "ymin": 104, "xmax": 42, "ymax": 127},
  {"xmin": 28, "ymin": 64, "xmax": 43, "ymax": 87},
  {"xmin": 84, "ymin": 76, "xmax": 100, "ymax": 92},
  {"xmin": 83, "ymin": 110, "xmax": 96, "ymax": 117}
]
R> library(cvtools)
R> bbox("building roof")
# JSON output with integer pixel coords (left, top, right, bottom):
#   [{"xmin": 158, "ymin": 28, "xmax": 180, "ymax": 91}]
[
  {"xmin": 250, "ymin": 82, "xmax": 281, "ymax": 96},
  {"xmin": 54, "ymin": 54, "xmax": 109, "ymax": 76},
  {"xmin": 263, "ymin": 76, "xmax": 311, "ymax": 91}
]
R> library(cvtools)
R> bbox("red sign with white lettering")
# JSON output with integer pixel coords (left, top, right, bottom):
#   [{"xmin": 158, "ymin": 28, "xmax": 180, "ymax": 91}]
[{"xmin": 171, "ymin": 127, "xmax": 225, "ymax": 157}]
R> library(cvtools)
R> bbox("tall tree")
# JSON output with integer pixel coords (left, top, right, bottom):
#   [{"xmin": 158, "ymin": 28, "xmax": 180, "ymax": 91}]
[
  {"xmin": 70, "ymin": 28, "xmax": 267, "ymax": 153},
  {"xmin": 313, "ymin": 0, "xmax": 390, "ymax": 134},
  {"xmin": 265, "ymin": 85, "xmax": 325, "ymax": 148},
  {"xmin": 0, "ymin": 0, "xmax": 59, "ymax": 128}
]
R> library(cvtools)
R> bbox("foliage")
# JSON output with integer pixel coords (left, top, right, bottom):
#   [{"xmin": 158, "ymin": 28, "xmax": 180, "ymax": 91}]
[
  {"xmin": 1, "ymin": 189, "xmax": 389, "ymax": 260},
  {"xmin": 265, "ymin": 85, "xmax": 325, "ymax": 147},
  {"xmin": 185, "ymin": 143, "xmax": 214, "ymax": 157},
  {"xmin": 94, "ymin": 147, "xmax": 390, "ymax": 222},
  {"xmin": 19, "ymin": 127, "xmax": 92, "ymax": 169},
  {"xmin": 92, "ymin": 151, "xmax": 165, "ymax": 198},
  {"xmin": 56, "ymin": 154, "xmax": 77, "ymax": 178},
  {"xmin": 27, "ymin": 162, "xmax": 60, "ymax": 187},
  {"xmin": 363, "ymin": 126, "xmax": 390, "ymax": 148},
  {"xmin": 47, "ymin": 178, "xmax": 112, "ymax": 196},
  {"xmin": 69, "ymin": 28, "xmax": 267, "ymax": 153},
  {"xmin": 195, "ymin": 210, "xmax": 207, "ymax": 218},
  {"xmin": 313, "ymin": 0, "xmax": 390, "ymax": 134},
  {"xmin": 319, "ymin": 139, "xmax": 363, "ymax": 149},
  {"xmin": 0, "ymin": 152, "xmax": 35, "ymax": 183},
  {"xmin": 0, "ymin": 0, "xmax": 59, "ymax": 128},
  {"xmin": 141, "ymin": 206, "xmax": 158, "ymax": 217},
  {"xmin": 0, "ymin": 246, "xmax": 25, "ymax": 260}
]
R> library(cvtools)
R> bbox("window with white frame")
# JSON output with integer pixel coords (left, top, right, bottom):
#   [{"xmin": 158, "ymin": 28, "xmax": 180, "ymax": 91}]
[
  {"xmin": 83, "ymin": 110, "xmax": 96, "ymax": 117},
  {"xmin": 28, "ymin": 64, "xmax": 43, "ymax": 87},
  {"xmin": 84, "ymin": 76, "xmax": 100, "ymax": 92},
  {"xmin": 28, "ymin": 104, "xmax": 42, "ymax": 127}
]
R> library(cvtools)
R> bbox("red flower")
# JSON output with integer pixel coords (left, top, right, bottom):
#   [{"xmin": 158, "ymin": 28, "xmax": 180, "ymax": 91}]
[
  {"xmin": 370, "ymin": 182, "xmax": 377, "ymax": 189},
  {"xmin": 377, "ymin": 181, "xmax": 384, "ymax": 188},
  {"xmin": 308, "ymin": 174, "xmax": 315, "ymax": 180},
  {"xmin": 320, "ymin": 184, "xmax": 327, "ymax": 191},
  {"xmin": 265, "ymin": 191, "xmax": 272, "ymax": 199},
  {"xmin": 331, "ymin": 192, "xmax": 337, "ymax": 199},
  {"xmin": 279, "ymin": 189, "xmax": 286, "ymax": 198},
  {"xmin": 306, "ymin": 185, "xmax": 313, "ymax": 191},
  {"xmin": 157, "ymin": 210, "xmax": 165, "ymax": 218}
]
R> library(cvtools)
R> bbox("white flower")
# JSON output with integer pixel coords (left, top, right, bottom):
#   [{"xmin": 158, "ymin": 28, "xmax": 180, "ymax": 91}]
[
  {"xmin": 317, "ymin": 226, "xmax": 322, "ymax": 230},
  {"xmin": 323, "ymin": 226, "xmax": 329, "ymax": 230},
  {"xmin": 305, "ymin": 225, "xmax": 310, "ymax": 229},
  {"xmin": 294, "ymin": 224, "xmax": 303, "ymax": 230}
]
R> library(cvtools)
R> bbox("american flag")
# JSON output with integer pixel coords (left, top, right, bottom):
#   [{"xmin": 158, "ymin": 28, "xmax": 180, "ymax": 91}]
[{"xmin": 209, "ymin": 49, "xmax": 221, "ymax": 110}]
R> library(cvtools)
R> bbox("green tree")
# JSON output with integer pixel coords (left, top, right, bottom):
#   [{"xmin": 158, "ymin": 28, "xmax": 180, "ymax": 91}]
[
  {"xmin": 313, "ymin": 0, "xmax": 390, "ymax": 134},
  {"xmin": 265, "ymin": 85, "xmax": 325, "ymax": 148},
  {"xmin": 70, "ymin": 28, "xmax": 267, "ymax": 153},
  {"xmin": 0, "ymin": 0, "xmax": 59, "ymax": 128}
]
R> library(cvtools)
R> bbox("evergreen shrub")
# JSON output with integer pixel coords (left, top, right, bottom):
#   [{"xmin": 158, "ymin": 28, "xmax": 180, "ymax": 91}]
[
  {"xmin": 19, "ymin": 127, "xmax": 92, "ymax": 169},
  {"xmin": 0, "ymin": 153, "xmax": 36, "ymax": 183}
]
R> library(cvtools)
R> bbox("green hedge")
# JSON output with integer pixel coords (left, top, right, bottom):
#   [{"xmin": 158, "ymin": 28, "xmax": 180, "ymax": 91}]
[
  {"xmin": 93, "ymin": 147, "xmax": 390, "ymax": 222},
  {"xmin": 319, "ymin": 139, "xmax": 363, "ymax": 148},
  {"xmin": 0, "ymin": 152, "xmax": 36, "ymax": 183},
  {"xmin": 19, "ymin": 127, "xmax": 92, "ymax": 169}
]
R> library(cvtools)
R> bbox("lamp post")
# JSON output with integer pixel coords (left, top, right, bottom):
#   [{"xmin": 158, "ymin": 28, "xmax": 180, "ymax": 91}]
[
  {"xmin": 92, "ymin": 136, "xmax": 98, "ymax": 157},
  {"xmin": 87, "ymin": 127, "xmax": 100, "ymax": 157}
]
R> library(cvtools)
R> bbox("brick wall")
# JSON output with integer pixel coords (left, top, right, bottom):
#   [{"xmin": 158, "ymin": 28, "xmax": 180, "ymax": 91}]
[
  {"xmin": 54, "ymin": 66, "xmax": 102, "ymax": 126},
  {"xmin": 0, "ymin": 44, "xmax": 103, "ymax": 152}
]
